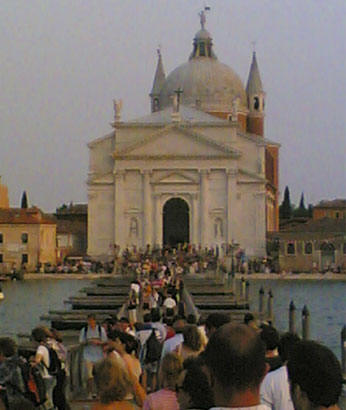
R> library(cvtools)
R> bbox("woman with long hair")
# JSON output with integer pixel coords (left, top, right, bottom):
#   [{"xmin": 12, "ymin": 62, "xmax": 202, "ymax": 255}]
[{"xmin": 142, "ymin": 353, "xmax": 182, "ymax": 410}]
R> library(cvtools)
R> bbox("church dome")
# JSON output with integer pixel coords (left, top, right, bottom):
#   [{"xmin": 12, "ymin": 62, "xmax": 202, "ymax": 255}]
[{"xmin": 158, "ymin": 22, "xmax": 247, "ymax": 113}]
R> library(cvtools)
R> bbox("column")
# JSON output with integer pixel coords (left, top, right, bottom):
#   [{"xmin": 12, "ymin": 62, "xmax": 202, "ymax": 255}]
[
  {"xmin": 142, "ymin": 170, "xmax": 152, "ymax": 247},
  {"xmin": 227, "ymin": 169, "xmax": 238, "ymax": 243},
  {"xmin": 114, "ymin": 170, "xmax": 125, "ymax": 248},
  {"xmin": 192, "ymin": 193, "xmax": 199, "ymax": 245},
  {"xmin": 154, "ymin": 194, "xmax": 162, "ymax": 247},
  {"xmin": 200, "ymin": 170, "xmax": 209, "ymax": 246}
]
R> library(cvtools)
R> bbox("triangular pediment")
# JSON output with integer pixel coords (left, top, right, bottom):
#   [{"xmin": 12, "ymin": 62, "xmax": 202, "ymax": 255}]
[
  {"xmin": 113, "ymin": 126, "xmax": 240, "ymax": 159},
  {"xmin": 154, "ymin": 171, "xmax": 197, "ymax": 185}
]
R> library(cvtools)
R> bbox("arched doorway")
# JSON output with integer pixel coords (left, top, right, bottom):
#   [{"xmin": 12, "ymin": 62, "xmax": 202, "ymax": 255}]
[
  {"xmin": 320, "ymin": 242, "xmax": 335, "ymax": 270},
  {"xmin": 163, "ymin": 198, "xmax": 189, "ymax": 246}
]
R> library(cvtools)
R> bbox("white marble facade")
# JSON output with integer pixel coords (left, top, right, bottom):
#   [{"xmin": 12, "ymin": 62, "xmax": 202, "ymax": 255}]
[{"xmin": 87, "ymin": 107, "xmax": 267, "ymax": 259}]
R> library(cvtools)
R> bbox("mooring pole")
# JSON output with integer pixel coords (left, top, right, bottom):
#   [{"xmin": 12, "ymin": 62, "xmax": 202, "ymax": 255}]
[
  {"xmin": 341, "ymin": 325, "xmax": 346, "ymax": 378},
  {"xmin": 302, "ymin": 305, "xmax": 310, "ymax": 340},
  {"xmin": 241, "ymin": 277, "xmax": 246, "ymax": 298},
  {"xmin": 231, "ymin": 272, "xmax": 236, "ymax": 295},
  {"xmin": 245, "ymin": 280, "xmax": 250, "ymax": 303},
  {"xmin": 267, "ymin": 289, "xmax": 274, "ymax": 324},
  {"xmin": 259, "ymin": 286, "xmax": 265, "ymax": 315},
  {"xmin": 289, "ymin": 300, "xmax": 296, "ymax": 334}
]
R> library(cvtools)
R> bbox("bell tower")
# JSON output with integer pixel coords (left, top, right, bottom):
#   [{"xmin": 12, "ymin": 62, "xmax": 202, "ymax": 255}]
[
  {"xmin": 246, "ymin": 51, "xmax": 265, "ymax": 136},
  {"xmin": 150, "ymin": 49, "xmax": 166, "ymax": 113}
]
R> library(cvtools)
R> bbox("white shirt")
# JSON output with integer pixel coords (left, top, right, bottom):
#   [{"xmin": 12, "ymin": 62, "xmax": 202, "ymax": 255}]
[
  {"xmin": 260, "ymin": 365, "xmax": 294, "ymax": 410},
  {"xmin": 37, "ymin": 345, "xmax": 51, "ymax": 379},
  {"xmin": 161, "ymin": 333, "xmax": 184, "ymax": 360},
  {"xmin": 163, "ymin": 297, "xmax": 176, "ymax": 309}
]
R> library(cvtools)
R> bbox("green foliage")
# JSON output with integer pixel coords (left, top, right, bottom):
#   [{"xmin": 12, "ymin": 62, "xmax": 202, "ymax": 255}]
[{"xmin": 279, "ymin": 186, "xmax": 292, "ymax": 219}]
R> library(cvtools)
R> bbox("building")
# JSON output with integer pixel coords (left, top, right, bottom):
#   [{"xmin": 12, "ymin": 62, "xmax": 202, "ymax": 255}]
[
  {"xmin": 268, "ymin": 218, "xmax": 346, "ymax": 273},
  {"xmin": 87, "ymin": 13, "xmax": 280, "ymax": 259},
  {"xmin": 0, "ymin": 207, "xmax": 56, "ymax": 272},
  {"xmin": 0, "ymin": 177, "xmax": 9, "ymax": 209},
  {"xmin": 313, "ymin": 199, "xmax": 346, "ymax": 220},
  {"xmin": 55, "ymin": 203, "xmax": 88, "ymax": 261}
]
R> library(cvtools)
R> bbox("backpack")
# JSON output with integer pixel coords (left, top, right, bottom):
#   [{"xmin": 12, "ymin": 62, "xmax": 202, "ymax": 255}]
[
  {"xmin": 9, "ymin": 357, "xmax": 47, "ymax": 407},
  {"xmin": 144, "ymin": 329, "xmax": 162, "ymax": 364},
  {"xmin": 83, "ymin": 324, "xmax": 102, "ymax": 340},
  {"xmin": 44, "ymin": 345, "xmax": 61, "ymax": 376}
]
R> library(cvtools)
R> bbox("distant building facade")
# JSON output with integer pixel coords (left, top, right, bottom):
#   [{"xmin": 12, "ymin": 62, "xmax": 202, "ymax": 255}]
[
  {"xmin": 268, "ymin": 218, "xmax": 346, "ymax": 273},
  {"xmin": 313, "ymin": 199, "xmax": 346, "ymax": 220},
  {"xmin": 55, "ymin": 203, "xmax": 87, "ymax": 261},
  {"xmin": 0, "ymin": 177, "xmax": 9, "ymax": 209},
  {"xmin": 0, "ymin": 207, "xmax": 56, "ymax": 272},
  {"xmin": 87, "ymin": 15, "xmax": 280, "ymax": 259}
]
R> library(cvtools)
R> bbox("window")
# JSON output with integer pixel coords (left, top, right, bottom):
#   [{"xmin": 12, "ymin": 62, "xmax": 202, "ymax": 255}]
[
  {"xmin": 199, "ymin": 42, "xmax": 206, "ymax": 56},
  {"xmin": 0, "ymin": 254, "xmax": 3, "ymax": 263},
  {"xmin": 21, "ymin": 233, "xmax": 28, "ymax": 244},
  {"xmin": 287, "ymin": 242, "xmax": 295, "ymax": 255},
  {"xmin": 335, "ymin": 212, "xmax": 339, "ymax": 219},
  {"xmin": 21, "ymin": 254, "xmax": 28, "ymax": 264},
  {"xmin": 254, "ymin": 96, "xmax": 260, "ymax": 110},
  {"xmin": 0, "ymin": 233, "xmax": 2, "ymax": 244},
  {"xmin": 304, "ymin": 242, "xmax": 313, "ymax": 254}
]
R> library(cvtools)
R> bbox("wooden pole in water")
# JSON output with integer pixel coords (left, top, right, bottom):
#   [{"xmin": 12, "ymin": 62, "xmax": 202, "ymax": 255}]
[
  {"xmin": 302, "ymin": 305, "xmax": 310, "ymax": 340},
  {"xmin": 267, "ymin": 289, "xmax": 274, "ymax": 324},
  {"xmin": 259, "ymin": 286, "xmax": 265, "ymax": 314},
  {"xmin": 342, "ymin": 325, "xmax": 346, "ymax": 377},
  {"xmin": 245, "ymin": 280, "xmax": 250, "ymax": 303},
  {"xmin": 289, "ymin": 300, "xmax": 296, "ymax": 334},
  {"xmin": 231, "ymin": 272, "xmax": 236, "ymax": 295}
]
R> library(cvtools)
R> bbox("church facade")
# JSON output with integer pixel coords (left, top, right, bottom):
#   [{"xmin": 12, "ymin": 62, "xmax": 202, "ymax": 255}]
[{"xmin": 87, "ymin": 15, "xmax": 279, "ymax": 259}]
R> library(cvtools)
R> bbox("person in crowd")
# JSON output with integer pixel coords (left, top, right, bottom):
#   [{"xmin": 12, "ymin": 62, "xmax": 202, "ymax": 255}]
[
  {"xmin": 0, "ymin": 337, "xmax": 33, "ymax": 409},
  {"xmin": 260, "ymin": 325, "xmax": 282, "ymax": 372},
  {"xmin": 161, "ymin": 318, "xmax": 186, "ymax": 360},
  {"xmin": 176, "ymin": 357, "xmax": 214, "ymax": 410},
  {"xmin": 287, "ymin": 340, "xmax": 343, "ymax": 410},
  {"xmin": 260, "ymin": 332, "xmax": 300, "ymax": 410},
  {"xmin": 79, "ymin": 313, "xmax": 108, "ymax": 399},
  {"xmin": 142, "ymin": 353, "xmax": 182, "ymax": 410},
  {"xmin": 92, "ymin": 357, "xmax": 140, "ymax": 410},
  {"xmin": 163, "ymin": 293, "xmax": 177, "ymax": 317},
  {"xmin": 176, "ymin": 325, "xmax": 203, "ymax": 360},
  {"xmin": 244, "ymin": 313, "xmax": 258, "ymax": 330},
  {"xmin": 150, "ymin": 308, "xmax": 167, "ymax": 342},
  {"xmin": 31, "ymin": 326, "xmax": 57, "ymax": 410},
  {"xmin": 204, "ymin": 323, "xmax": 269, "ymax": 410},
  {"xmin": 204, "ymin": 312, "xmax": 231, "ymax": 340}
]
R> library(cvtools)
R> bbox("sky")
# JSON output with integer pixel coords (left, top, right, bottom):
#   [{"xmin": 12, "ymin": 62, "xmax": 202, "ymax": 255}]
[{"xmin": 0, "ymin": 0, "xmax": 345, "ymax": 212}]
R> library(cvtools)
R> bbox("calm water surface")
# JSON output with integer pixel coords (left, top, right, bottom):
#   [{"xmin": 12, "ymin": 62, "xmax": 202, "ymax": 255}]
[{"xmin": 0, "ymin": 278, "xmax": 345, "ymax": 360}]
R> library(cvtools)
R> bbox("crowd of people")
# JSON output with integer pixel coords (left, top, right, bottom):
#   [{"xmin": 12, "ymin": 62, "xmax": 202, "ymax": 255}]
[{"xmin": 0, "ymin": 251, "xmax": 344, "ymax": 409}]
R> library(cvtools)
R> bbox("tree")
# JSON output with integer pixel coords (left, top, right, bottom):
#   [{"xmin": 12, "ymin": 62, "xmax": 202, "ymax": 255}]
[
  {"xmin": 299, "ymin": 192, "xmax": 306, "ymax": 211},
  {"xmin": 293, "ymin": 192, "xmax": 310, "ymax": 217},
  {"xmin": 21, "ymin": 191, "xmax": 28, "ymax": 209},
  {"xmin": 279, "ymin": 186, "xmax": 292, "ymax": 219}
]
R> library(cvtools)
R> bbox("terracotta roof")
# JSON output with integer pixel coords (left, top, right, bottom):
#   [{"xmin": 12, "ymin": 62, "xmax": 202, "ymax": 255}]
[
  {"xmin": 0, "ymin": 207, "xmax": 56, "ymax": 225},
  {"xmin": 315, "ymin": 199, "xmax": 346, "ymax": 208},
  {"xmin": 280, "ymin": 217, "xmax": 346, "ymax": 233}
]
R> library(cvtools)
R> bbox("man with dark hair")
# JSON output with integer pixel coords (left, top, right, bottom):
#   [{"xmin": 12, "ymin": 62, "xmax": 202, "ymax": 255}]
[
  {"xmin": 287, "ymin": 340, "xmax": 343, "ymax": 410},
  {"xmin": 204, "ymin": 312, "xmax": 231, "ymax": 339},
  {"xmin": 260, "ymin": 325, "xmax": 282, "ymax": 372},
  {"xmin": 204, "ymin": 323, "xmax": 269, "ymax": 409}
]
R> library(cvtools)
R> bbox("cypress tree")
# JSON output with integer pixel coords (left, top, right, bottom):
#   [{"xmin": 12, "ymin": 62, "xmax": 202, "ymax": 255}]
[
  {"xmin": 299, "ymin": 192, "xmax": 306, "ymax": 211},
  {"xmin": 279, "ymin": 186, "xmax": 292, "ymax": 219},
  {"xmin": 21, "ymin": 191, "xmax": 28, "ymax": 209}
]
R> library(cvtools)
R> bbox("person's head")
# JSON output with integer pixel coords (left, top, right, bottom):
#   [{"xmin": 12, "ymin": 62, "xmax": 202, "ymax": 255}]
[
  {"xmin": 260, "ymin": 324, "xmax": 280, "ymax": 353},
  {"xmin": 0, "ymin": 337, "xmax": 17, "ymax": 360},
  {"xmin": 176, "ymin": 358, "xmax": 214, "ymax": 410},
  {"xmin": 151, "ymin": 307, "xmax": 161, "ymax": 322},
  {"xmin": 109, "ymin": 330, "xmax": 137, "ymax": 356},
  {"xmin": 31, "ymin": 326, "xmax": 48, "ymax": 343},
  {"xmin": 244, "ymin": 313, "xmax": 258, "ymax": 330},
  {"xmin": 143, "ymin": 312, "xmax": 152, "ymax": 323},
  {"xmin": 159, "ymin": 352, "xmax": 183, "ymax": 390},
  {"xmin": 278, "ymin": 332, "xmax": 300, "ymax": 363},
  {"xmin": 287, "ymin": 340, "xmax": 342, "ymax": 410},
  {"xmin": 182, "ymin": 325, "xmax": 202, "ymax": 352},
  {"xmin": 205, "ymin": 313, "xmax": 231, "ymax": 339},
  {"xmin": 94, "ymin": 357, "xmax": 132, "ymax": 404},
  {"xmin": 204, "ymin": 324, "xmax": 267, "ymax": 404},
  {"xmin": 50, "ymin": 328, "xmax": 63, "ymax": 343},
  {"xmin": 186, "ymin": 314, "xmax": 197, "ymax": 325},
  {"xmin": 87, "ymin": 313, "xmax": 97, "ymax": 329},
  {"xmin": 173, "ymin": 318, "xmax": 186, "ymax": 334}
]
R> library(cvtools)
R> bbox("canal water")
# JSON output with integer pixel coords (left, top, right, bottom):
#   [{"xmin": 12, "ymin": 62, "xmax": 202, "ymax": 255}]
[{"xmin": 0, "ymin": 278, "xmax": 345, "ymax": 360}]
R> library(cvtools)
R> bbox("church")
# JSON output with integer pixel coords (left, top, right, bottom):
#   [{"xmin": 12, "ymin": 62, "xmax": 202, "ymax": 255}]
[{"xmin": 87, "ymin": 12, "xmax": 279, "ymax": 259}]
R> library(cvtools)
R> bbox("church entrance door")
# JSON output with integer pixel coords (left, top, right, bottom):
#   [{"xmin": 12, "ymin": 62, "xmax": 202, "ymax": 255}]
[{"xmin": 163, "ymin": 198, "xmax": 189, "ymax": 246}]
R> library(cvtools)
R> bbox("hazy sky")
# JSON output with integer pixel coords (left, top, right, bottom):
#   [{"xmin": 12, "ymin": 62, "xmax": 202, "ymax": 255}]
[{"xmin": 1, "ymin": 0, "xmax": 345, "ymax": 211}]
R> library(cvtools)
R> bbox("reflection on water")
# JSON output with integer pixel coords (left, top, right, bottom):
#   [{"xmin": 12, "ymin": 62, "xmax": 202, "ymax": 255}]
[{"xmin": 0, "ymin": 279, "xmax": 92, "ymax": 339}]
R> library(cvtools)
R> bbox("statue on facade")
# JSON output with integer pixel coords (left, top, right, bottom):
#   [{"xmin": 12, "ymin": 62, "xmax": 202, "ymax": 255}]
[{"xmin": 113, "ymin": 99, "xmax": 123, "ymax": 122}]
